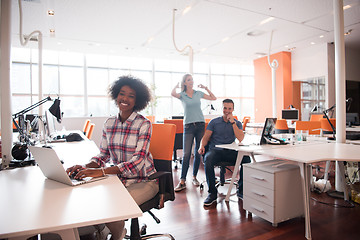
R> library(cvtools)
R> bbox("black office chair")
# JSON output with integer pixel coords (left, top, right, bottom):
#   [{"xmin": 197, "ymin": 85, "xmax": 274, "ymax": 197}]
[
  {"xmin": 128, "ymin": 123, "xmax": 176, "ymax": 240},
  {"xmin": 164, "ymin": 119, "xmax": 183, "ymax": 169}
]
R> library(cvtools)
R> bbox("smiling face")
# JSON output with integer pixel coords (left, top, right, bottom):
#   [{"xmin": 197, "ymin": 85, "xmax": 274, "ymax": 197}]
[
  {"xmin": 184, "ymin": 75, "xmax": 194, "ymax": 89},
  {"xmin": 116, "ymin": 85, "xmax": 136, "ymax": 114},
  {"xmin": 222, "ymin": 102, "xmax": 234, "ymax": 119}
]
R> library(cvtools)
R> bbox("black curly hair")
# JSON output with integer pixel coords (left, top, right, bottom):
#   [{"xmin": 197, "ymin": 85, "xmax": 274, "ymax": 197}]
[{"xmin": 108, "ymin": 75, "xmax": 152, "ymax": 112}]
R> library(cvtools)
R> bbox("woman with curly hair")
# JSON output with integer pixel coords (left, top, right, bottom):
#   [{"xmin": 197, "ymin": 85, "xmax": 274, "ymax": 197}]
[{"xmin": 67, "ymin": 75, "xmax": 158, "ymax": 240}]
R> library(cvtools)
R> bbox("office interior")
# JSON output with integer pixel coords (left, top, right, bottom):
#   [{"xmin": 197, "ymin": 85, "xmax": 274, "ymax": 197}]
[{"xmin": 1, "ymin": 0, "xmax": 360, "ymax": 239}]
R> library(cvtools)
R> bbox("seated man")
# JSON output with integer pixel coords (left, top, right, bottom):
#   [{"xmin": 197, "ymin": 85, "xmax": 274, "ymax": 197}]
[{"xmin": 198, "ymin": 99, "xmax": 251, "ymax": 206}]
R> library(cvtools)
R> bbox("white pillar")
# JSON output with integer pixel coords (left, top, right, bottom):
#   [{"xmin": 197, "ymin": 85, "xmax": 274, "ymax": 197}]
[
  {"xmin": 0, "ymin": 0, "xmax": 13, "ymax": 169},
  {"xmin": 333, "ymin": 0, "xmax": 346, "ymax": 191}
]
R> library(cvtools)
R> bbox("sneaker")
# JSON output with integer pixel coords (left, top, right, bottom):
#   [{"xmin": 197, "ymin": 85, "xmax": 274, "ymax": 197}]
[
  {"xmin": 203, "ymin": 193, "xmax": 217, "ymax": 206},
  {"xmin": 192, "ymin": 178, "xmax": 200, "ymax": 186},
  {"xmin": 174, "ymin": 182, "xmax": 186, "ymax": 192}
]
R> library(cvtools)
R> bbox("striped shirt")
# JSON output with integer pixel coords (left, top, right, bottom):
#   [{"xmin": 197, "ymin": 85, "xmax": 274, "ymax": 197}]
[{"xmin": 91, "ymin": 112, "xmax": 156, "ymax": 186}]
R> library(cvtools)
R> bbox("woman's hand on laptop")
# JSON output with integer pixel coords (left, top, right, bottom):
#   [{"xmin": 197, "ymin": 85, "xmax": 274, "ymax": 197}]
[
  {"xmin": 74, "ymin": 168, "xmax": 105, "ymax": 179},
  {"xmin": 66, "ymin": 165, "xmax": 85, "ymax": 179}
]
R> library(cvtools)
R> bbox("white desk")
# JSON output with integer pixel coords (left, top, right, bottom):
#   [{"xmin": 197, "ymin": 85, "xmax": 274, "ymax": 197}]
[
  {"xmin": 216, "ymin": 140, "xmax": 357, "ymax": 240},
  {"xmin": 254, "ymin": 142, "xmax": 360, "ymax": 240},
  {"xmin": 0, "ymin": 166, "xmax": 142, "ymax": 240}
]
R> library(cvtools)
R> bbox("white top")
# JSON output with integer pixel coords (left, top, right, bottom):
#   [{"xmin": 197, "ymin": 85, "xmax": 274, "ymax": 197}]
[
  {"xmin": 255, "ymin": 142, "xmax": 360, "ymax": 163},
  {"xmin": 0, "ymin": 166, "xmax": 142, "ymax": 238}
]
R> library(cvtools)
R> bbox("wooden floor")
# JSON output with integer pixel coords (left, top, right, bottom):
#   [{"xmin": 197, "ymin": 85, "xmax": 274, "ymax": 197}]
[{"xmin": 126, "ymin": 159, "xmax": 360, "ymax": 240}]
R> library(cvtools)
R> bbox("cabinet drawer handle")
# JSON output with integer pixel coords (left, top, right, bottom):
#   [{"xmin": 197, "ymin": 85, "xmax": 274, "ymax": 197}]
[
  {"xmin": 252, "ymin": 190, "xmax": 265, "ymax": 197},
  {"xmin": 251, "ymin": 175, "xmax": 265, "ymax": 181},
  {"xmin": 252, "ymin": 205, "xmax": 265, "ymax": 213}
]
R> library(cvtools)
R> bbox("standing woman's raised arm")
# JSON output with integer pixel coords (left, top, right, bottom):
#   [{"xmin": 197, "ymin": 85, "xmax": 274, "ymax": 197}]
[
  {"xmin": 171, "ymin": 82, "xmax": 181, "ymax": 99},
  {"xmin": 198, "ymin": 84, "xmax": 216, "ymax": 100}
]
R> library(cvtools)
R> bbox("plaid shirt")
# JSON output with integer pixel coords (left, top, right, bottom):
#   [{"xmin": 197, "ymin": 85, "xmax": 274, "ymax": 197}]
[{"xmin": 91, "ymin": 112, "xmax": 156, "ymax": 186}]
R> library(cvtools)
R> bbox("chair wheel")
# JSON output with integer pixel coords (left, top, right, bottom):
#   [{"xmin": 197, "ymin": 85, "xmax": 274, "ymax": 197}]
[{"xmin": 140, "ymin": 224, "xmax": 147, "ymax": 235}]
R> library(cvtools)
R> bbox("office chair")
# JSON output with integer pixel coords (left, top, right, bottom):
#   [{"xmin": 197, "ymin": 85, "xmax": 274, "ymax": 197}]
[
  {"xmin": 320, "ymin": 118, "xmax": 336, "ymax": 134},
  {"xmin": 164, "ymin": 119, "xmax": 183, "ymax": 169},
  {"xmin": 310, "ymin": 113, "xmax": 324, "ymax": 121},
  {"xmin": 242, "ymin": 116, "xmax": 250, "ymax": 131},
  {"xmin": 274, "ymin": 119, "xmax": 289, "ymax": 134},
  {"xmin": 146, "ymin": 115, "xmax": 155, "ymax": 123},
  {"xmin": 83, "ymin": 119, "xmax": 91, "ymax": 135},
  {"xmin": 128, "ymin": 123, "xmax": 176, "ymax": 240},
  {"xmin": 295, "ymin": 121, "xmax": 321, "ymax": 135},
  {"xmin": 86, "ymin": 123, "xmax": 95, "ymax": 139}
]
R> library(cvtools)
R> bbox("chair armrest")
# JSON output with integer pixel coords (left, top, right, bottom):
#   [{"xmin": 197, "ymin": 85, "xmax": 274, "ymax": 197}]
[{"xmin": 148, "ymin": 171, "xmax": 170, "ymax": 180}]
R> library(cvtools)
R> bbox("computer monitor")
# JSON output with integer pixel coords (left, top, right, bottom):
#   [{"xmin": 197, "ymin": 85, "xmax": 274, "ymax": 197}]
[
  {"xmin": 281, "ymin": 109, "xmax": 299, "ymax": 121},
  {"xmin": 45, "ymin": 110, "xmax": 57, "ymax": 138},
  {"xmin": 260, "ymin": 118, "xmax": 277, "ymax": 145},
  {"xmin": 172, "ymin": 116, "xmax": 184, "ymax": 119},
  {"xmin": 346, "ymin": 113, "xmax": 359, "ymax": 125}
]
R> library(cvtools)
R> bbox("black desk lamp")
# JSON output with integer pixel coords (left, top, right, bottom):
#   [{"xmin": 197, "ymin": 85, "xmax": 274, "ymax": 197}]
[{"xmin": 11, "ymin": 96, "xmax": 62, "ymax": 161}]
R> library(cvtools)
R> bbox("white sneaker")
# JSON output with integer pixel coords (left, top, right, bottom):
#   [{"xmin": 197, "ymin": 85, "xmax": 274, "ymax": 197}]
[{"xmin": 192, "ymin": 178, "xmax": 200, "ymax": 186}]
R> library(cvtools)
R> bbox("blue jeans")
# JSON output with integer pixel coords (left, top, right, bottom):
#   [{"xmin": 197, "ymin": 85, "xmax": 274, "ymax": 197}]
[
  {"xmin": 203, "ymin": 148, "xmax": 251, "ymax": 194},
  {"xmin": 180, "ymin": 122, "xmax": 205, "ymax": 180}
]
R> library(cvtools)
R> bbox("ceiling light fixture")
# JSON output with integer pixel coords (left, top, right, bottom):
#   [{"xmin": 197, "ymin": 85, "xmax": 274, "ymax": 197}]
[
  {"xmin": 311, "ymin": 42, "xmax": 315, "ymax": 45},
  {"xmin": 319, "ymin": 35, "xmax": 324, "ymax": 38},
  {"xmin": 247, "ymin": 30, "xmax": 265, "ymax": 37},
  {"xmin": 344, "ymin": 29, "xmax": 353, "ymax": 35},
  {"xmin": 221, "ymin": 37, "xmax": 230, "ymax": 42},
  {"xmin": 47, "ymin": 10, "xmax": 55, "ymax": 16},
  {"xmin": 182, "ymin": 6, "xmax": 191, "ymax": 15},
  {"xmin": 343, "ymin": 5, "xmax": 351, "ymax": 10},
  {"xmin": 260, "ymin": 17, "xmax": 274, "ymax": 25}
]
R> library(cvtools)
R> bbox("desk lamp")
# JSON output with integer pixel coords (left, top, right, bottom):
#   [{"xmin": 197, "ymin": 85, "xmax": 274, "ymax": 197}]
[{"xmin": 11, "ymin": 97, "xmax": 62, "ymax": 162}]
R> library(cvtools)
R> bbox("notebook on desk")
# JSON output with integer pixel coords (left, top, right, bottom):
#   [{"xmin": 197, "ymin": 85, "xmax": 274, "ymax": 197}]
[{"xmin": 29, "ymin": 146, "xmax": 106, "ymax": 186}]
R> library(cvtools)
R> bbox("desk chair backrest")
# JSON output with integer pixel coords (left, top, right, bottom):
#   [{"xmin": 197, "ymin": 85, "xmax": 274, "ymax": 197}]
[
  {"xmin": 275, "ymin": 119, "xmax": 289, "ymax": 134},
  {"xmin": 83, "ymin": 119, "xmax": 91, "ymax": 135},
  {"xmin": 320, "ymin": 118, "xmax": 336, "ymax": 133},
  {"xmin": 164, "ymin": 119, "xmax": 183, "ymax": 134},
  {"xmin": 149, "ymin": 123, "xmax": 176, "ymax": 203},
  {"xmin": 295, "ymin": 121, "xmax": 321, "ymax": 135},
  {"xmin": 242, "ymin": 116, "xmax": 251, "ymax": 131},
  {"xmin": 86, "ymin": 123, "xmax": 95, "ymax": 139},
  {"xmin": 310, "ymin": 114, "xmax": 324, "ymax": 121},
  {"xmin": 146, "ymin": 115, "xmax": 155, "ymax": 123}
]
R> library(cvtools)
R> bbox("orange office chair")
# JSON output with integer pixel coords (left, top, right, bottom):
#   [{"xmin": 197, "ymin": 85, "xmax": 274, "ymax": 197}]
[
  {"xmin": 83, "ymin": 119, "xmax": 91, "ymax": 135},
  {"xmin": 275, "ymin": 119, "xmax": 289, "ymax": 134},
  {"xmin": 295, "ymin": 121, "xmax": 321, "ymax": 135},
  {"xmin": 86, "ymin": 123, "xmax": 95, "ymax": 139},
  {"xmin": 242, "ymin": 116, "xmax": 250, "ymax": 131},
  {"xmin": 320, "ymin": 118, "xmax": 336, "ymax": 134},
  {"xmin": 146, "ymin": 115, "xmax": 155, "ymax": 123},
  {"xmin": 310, "ymin": 114, "xmax": 324, "ymax": 122},
  {"xmin": 164, "ymin": 119, "xmax": 183, "ymax": 169},
  {"xmin": 129, "ymin": 123, "xmax": 176, "ymax": 239}
]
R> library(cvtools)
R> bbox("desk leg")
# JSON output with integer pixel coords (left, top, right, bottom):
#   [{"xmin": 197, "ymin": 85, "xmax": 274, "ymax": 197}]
[
  {"xmin": 298, "ymin": 163, "xmax": 312, "ymax": 240},
  {"xmin": 225, "ymin": 151, "xmax": 244, "ymax": 202},
  {"xmin": 337, "ymin": 161, "xmax": 349, "ymax": 201},
  {"xmin": 250, "ymin": 152, "xmax": 256, "ymax": 162}
]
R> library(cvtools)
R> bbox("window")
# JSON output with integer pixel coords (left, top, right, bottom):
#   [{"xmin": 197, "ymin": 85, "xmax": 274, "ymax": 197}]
[
  {"xmin": 300, "ymin": 77, "xmax": 326, "ymax": 120},
  {"xmin": 10, "ymin": 48, "xmax": 255, "ymax": 120}
]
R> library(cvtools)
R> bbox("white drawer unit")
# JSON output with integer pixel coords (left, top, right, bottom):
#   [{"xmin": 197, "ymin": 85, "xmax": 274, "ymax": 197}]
[{"xmin": 243, "ymin": 159, "xmax": 304, "ymax": 226}]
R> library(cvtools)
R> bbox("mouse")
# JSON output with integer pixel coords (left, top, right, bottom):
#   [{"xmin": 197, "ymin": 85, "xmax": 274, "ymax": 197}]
[{"xmin": 65, "ymin": 133, "xmax": 83, "ymax": 142}]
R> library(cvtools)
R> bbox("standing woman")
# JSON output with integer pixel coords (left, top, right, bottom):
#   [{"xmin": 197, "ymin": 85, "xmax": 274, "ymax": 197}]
[
  {"xmin": 67, "ymin": 76, "xmax": 158, "ymax": 240},
  {"xmin": 171, "ymin": 73, "xmax": 216, "ymax": 191}
]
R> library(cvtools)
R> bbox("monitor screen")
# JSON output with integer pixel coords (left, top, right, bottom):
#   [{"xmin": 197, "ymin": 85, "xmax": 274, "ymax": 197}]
[
  {"xmin": 281, "ymin": 109, "xmax": 299, "ymax": 121},
  {"xmin": 260, "ymin": 118, "xmax": 277, "ymax": 145},
  {"xmin": 45, "ymin": 110, "xmax": 57, "ymax": 137},
  {"xmin": 346, "ymin": 113, "xmax": 359, "ymax": 125}
]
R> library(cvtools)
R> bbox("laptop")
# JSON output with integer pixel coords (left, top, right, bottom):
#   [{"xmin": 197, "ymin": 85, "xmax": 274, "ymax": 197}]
[
  {"xmin": 260, "ymin": 118, "xmax": 288, "ymax": 145},
  {"xmin": 29, "ymin": 146, "xmax": 107, "ymax": 186}
]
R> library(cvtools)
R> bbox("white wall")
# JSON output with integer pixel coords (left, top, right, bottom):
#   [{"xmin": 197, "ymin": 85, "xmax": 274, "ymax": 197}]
[
  {"xmin": 345, "ymin": 47, "xmax": 360, "ymax": 82},
  {"xmin": 291, "ymin": 43, "xmax": 329, "ymax": 81}
]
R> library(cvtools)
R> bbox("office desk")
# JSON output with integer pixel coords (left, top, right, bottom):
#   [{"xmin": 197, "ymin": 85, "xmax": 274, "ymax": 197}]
[
  {"xmin": 255, "ymin": 142, "xmax": 360, "ymax": 240},
  {"xmin": 0, "ymin": 163, "xmax": 142, "ymax": 240}
]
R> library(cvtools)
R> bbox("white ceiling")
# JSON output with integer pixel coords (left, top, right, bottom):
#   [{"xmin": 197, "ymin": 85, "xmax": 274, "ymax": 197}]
[{"xmin": 10, "ymin": 0, "xmax": 360, "ymax": 64}]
